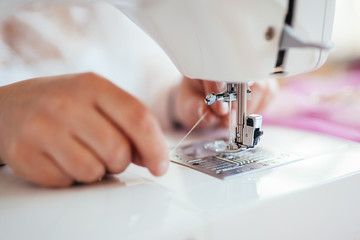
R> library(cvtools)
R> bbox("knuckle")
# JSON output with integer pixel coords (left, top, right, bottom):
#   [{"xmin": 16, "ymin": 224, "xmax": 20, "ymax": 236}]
[
  {"xmin": 132, "ymin": 108, "xmax": 158, "ymax": 134},
  {"xmin": 82, "ymin": 72, "xmax": 101, "ymax": 80},
  {"xmin": 80, "ymin": 72, "xmax": 109, "ymax": 87},
  {"xmin": 96, "ymin": 129, "xmax": 115, "ymax": 148},
  {"xmin": 44, "ymin": 91, "xmax": 72, "ymax": 115},
  {"xmin": 19, "ymin": 111, "xmax": 42, "ymax": 134},
  {"xmin": 76, "ymin": 161, "xmax": 105, "ymax": 183},
  {"xmin": 104, "ymin": 147, "xmax": 121, "ymax": 164},
  {"xmin": 105, "ymin": 143, "xmax": 131, "ymax": 174},
  {"xmin": 30, "ymin": 87, "xmax": 72, "ymax": 121}
]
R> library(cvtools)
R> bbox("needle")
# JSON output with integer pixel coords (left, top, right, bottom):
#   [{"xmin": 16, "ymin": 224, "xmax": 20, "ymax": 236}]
[{"xmin": 228, "ymin": 100, "xmax": 232, "ymax": 145}]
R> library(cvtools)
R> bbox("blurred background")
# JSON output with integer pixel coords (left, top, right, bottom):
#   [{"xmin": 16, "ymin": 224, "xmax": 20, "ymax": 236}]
[
  {"xmin": 264, "ymin": 1, "xmax": 360, "ymax": 142},
  {"xmin": 329, "ymin": 0, "xmax": 360, "ymax": 64}
]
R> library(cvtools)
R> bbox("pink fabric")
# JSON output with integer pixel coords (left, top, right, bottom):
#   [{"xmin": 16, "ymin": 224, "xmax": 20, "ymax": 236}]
[{"xmin": 263, "ymin": 70, "xmax": 360, "ymax": 142}]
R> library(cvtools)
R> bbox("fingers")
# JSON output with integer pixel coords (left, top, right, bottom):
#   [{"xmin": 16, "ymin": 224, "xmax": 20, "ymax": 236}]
[
  {"xmin": 46, "ymin": 132, "xmax": 106, "ymax": 183},
  {"xmin": 175, "ymin": 78, "xmax": 222, "ymax": 129},
  {"xmin": 0, "ymin": 72, "xmax": 170, "ymax": 188},
  {"xmin": 70, "ymin": 107, "xmax": 132, "ymax": 175},
  {"xmin": 11, "ymin": 150, "xmax": 73, "ymax": 188},
  {"xmin": 202, "ymin": 79, "xmax": 278, "ymax": 116},
  {"xmin": 96, "ymin": 84, "xmax": 169, "ymax": 177}
]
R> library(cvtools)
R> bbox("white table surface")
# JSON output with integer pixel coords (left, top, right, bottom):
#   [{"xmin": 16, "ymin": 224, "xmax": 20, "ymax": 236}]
[{"xmin": 1, "ymin": 126, "xmax": 360, "ymax": 240}]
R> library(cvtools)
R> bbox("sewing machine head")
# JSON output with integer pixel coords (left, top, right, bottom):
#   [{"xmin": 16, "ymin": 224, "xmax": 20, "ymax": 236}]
[
  {"xmin": 3, "ymin": 0, "xmax": 335, "ymax": 82},
  {"xmin": 117, "ymin": 0, "xmax": 335, "ymax": 82},
  {"xmin": 116, "ymin": 0, "xmax": 335, "ymax": 152}
]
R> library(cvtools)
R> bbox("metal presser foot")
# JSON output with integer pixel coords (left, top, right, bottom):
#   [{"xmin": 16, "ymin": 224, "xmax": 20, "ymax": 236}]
[{"xmin": 204, "ymin": 82, "xmax": 263, "ymax": 153}]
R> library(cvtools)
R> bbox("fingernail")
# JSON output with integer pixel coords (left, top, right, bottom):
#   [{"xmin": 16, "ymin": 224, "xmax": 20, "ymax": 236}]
[{"xmin": 156, "ymin": 160, "xmax": 169, "ymax": 176}]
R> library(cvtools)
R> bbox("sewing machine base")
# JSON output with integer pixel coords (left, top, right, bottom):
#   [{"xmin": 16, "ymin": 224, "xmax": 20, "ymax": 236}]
[{"xmin": 170, "ymin": 140, "xmax": 302, "ymax": 179}]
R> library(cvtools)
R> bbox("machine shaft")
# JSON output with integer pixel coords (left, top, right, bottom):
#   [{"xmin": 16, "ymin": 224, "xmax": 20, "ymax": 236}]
[
  {"xmin": 235, "ymin": 83, "xmax": 247, "ymax": 145},
  {"xmin": 226, "ymin": 83, "xmax": 236, "ymax": 145},
  {"xmin": 204, "ymin": 81, "xmax": 262, "ymax": 152}
]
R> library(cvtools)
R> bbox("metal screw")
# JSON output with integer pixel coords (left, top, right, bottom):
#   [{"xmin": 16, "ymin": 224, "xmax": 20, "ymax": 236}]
[{"xmin": 265, "ymin": 27, "xmax": 275, "ymax": 40}]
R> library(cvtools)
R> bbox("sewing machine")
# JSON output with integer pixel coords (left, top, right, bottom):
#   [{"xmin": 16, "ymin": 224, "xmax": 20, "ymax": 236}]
[
  {"xmin": 116, "ymin": 0, "xmax": 335, "ymax": 152},
  {"xmin": 110, "ymin": 0, "xmax": 336, "ymax": 178},
  {"xmin": 3, "ymin": 1, "xmax": 360, "ymax": 240}
]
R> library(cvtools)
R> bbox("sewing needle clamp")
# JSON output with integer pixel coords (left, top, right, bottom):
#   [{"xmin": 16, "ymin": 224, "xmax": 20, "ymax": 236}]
[{"xmin": 205, "ymin": 83, "xmax": 263, "ymax": 153}]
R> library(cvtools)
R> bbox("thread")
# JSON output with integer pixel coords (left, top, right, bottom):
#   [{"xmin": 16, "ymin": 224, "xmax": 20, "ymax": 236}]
[{"xmin": 171, "ymin": 110, "xmax": 209, "ymax": 154}]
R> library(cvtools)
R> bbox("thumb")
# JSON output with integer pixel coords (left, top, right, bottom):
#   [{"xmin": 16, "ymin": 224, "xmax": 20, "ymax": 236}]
[{"xmin": 175, "ymin": 79, "xmax": 220, "ymax": 129}]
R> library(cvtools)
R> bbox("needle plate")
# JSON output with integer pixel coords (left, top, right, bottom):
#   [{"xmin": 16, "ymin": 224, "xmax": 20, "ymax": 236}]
[{"xmin": 170, "ymin": 140, "xmax": 303, "ymax": 180}]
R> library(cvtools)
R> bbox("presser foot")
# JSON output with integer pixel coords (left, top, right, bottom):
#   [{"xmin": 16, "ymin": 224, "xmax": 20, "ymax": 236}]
[
  {"xmin": 204, "ymin": 140, "xmax": 249, "ymax": 153},
  {"xmin": 203, "ymin": 114, "xmax": 264, "ymax": 154}
]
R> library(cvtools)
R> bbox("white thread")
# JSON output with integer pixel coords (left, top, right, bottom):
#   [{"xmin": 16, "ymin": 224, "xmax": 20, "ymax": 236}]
[
  {"xmin": 171, "ymin": 110, "xmax": 209, "ymax": 153},
  {"xmin": 228, "ymin": 100, "xmax": 232, "ymax": 145}
]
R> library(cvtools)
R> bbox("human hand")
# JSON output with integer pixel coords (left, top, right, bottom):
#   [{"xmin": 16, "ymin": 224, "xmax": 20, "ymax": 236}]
[
  {"xmin": 0, "ymin": 73, "xmax": 169, "ymax": 187},
  {"xmin": 173, "ymin": 76, "xmax": 278, "ymax": 130}
]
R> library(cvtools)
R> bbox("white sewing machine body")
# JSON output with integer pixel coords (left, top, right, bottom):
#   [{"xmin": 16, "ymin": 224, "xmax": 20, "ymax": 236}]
[
  {"xmin": 115, "ymin": 0, "xmax": 335, "ymax": 82},
  {"xmin": 3, "ymin": 0, "xmax": 335, "ymax": 82}
]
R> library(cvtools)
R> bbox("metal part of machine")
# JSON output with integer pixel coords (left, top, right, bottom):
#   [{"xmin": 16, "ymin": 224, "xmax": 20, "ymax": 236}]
[
  {"xmin": 171, "ymin": 140, "xmax": 302, "ymax": 179},
  {"xmin": 205, "ymin": 83, "xmax": 263, "ymax": 153}
]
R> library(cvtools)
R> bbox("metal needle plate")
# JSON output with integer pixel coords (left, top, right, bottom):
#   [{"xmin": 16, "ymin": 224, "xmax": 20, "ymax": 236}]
[{"xmin": 170, "ymin": 141, "xmax": 303, "ymax": 180}]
